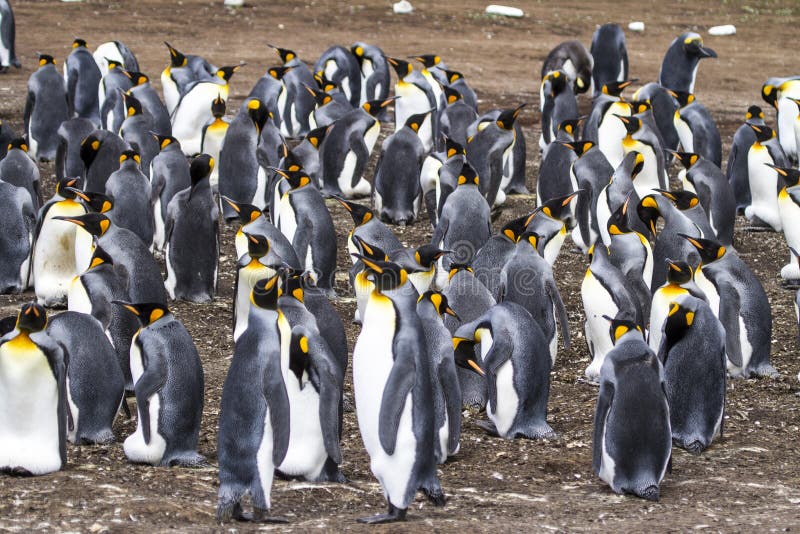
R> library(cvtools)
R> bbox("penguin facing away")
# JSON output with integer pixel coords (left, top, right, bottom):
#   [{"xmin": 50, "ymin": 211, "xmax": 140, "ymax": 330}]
[
  {"xmin": 0, "ymin": 1, "xmax": 20, "ymax": 72},
  {"xmin": 25, "ymin": 54, "xmax": 69, "ymax": 161},
  {"xmin": 590, "ymin": 24, "xmax": 627, "ymax": 93}
]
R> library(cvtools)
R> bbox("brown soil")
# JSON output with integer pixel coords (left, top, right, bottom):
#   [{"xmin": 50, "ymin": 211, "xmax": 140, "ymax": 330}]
[{"xmin": 1, "ymin": 0, "xmax": 800, "ymax": 531}]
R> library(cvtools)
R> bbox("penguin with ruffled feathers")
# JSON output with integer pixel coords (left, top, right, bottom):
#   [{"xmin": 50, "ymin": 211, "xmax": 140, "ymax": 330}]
[
  {"xmin": 119, "ymin": 92, "xmax": 159, "ymax": 178},
  {"xmin": 164, "ymin": 155, "xmax": 218, "ymax": 303},
  {"xmin": 64, "ymin": 39, "xmax": 102, "ymax": 126},
  {"xmin": 55, "ymin": 118, "xmax": 94, "ymax": 181},
  {"xmin": 563, "ymin": 140, "xmax": 613, "ymax": 252},
  {"xmin": 218, "ymin": 98, "xmax": 270, "ymax": 220},
  {"xmin": 593, "ymin": 317, "xmax": 671, "ymax": 502},
  {"xmin": 0, "ymin": 137, "xmax": 41, "ymax": 210},
  {"xmin": 648, "ymin": 259, "xmax": 706, "ymax": 355},
  {"xmin": 657, "ymin": 295, "xmax": 726, "ymax": 454},
  {"xmin": 373, "ymin": 111, "xmax": 429, "ymax": 226},
  {"xmin": 540, "ymin": 71, "xmax": 578, "ymax": 150},
  {"xmin": 352, "ymin": 256, "xmax": 444, "ymax": 523},
  {"xmin": 454, "ymin": 301, "xmax": 556, "ymax": 440},
  {"xmin": 150, "ymin": 135, "xmax": 190, "ymax": 251},
  {"xmin": 681, "ymin": 234, "xmax": 777, "ymax": 378},
  {"xmin": 673, "ymin": 151, "xmax": 735, "ymax": 246},
  {"xmin": 591, "ymin": 24, "xmax": 627, "ymax": 93},
  {"xmin": 658, "ymin": 32, "xmax": 717, "ymax": 93},
  {"xmin": 537, "ymin": 119, "xmax": 579, "ymax": 209},
  {"xmin": 0, "ymin": 1, "xmax": 20, "ymax": 72},
  {"xmin": 0, "ymin": 303, "xmax": 66, "ymax": 476},
  {"xmin": 47, "ymin": 311, "xmax": 125, "ymax": 444},
  {"xmin": 80, "ymin": 130, "xmax": 129, "ymax": 193},
  {"xmin": 54, "ymin": 213, "xmax": 167, "ymax": 305},
  {"xmin": 0, "ymin": 180, "xmax": 34, "ymax": 294},
  {"xmin": 744, "ymin": 123, "xmax": 788, "ymax": 231},
  {"xmin": 351, "ymin": 42, "xmax": 390, "ymax": 107},
  {"xmin": 115, "ymin": 301, "xmax": 205, "ymax": 467},
  {"xmin": 104, "ymin": 150, "xmax": 153, "ymax": 248},
  {"xmin": 726, "ymin": 106, "xmax": 764, "ymax": 212},
  {"xmin": 25, "ymin": 54, "xmax": 69, "ymax": 161},
  {"xmin": 542, "ymin": 40, "xmax": 593, "ymax": 94}
]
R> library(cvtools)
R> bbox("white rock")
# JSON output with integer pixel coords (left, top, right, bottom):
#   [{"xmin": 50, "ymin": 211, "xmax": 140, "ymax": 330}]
[
  {"xmin": 628, "ymin": 21, "xmax": 645, "ymax": 32},
  {"xmin": 224, "ymin": 0, "xmax": 244, "ymax": 5},
  {"xmin": 709, "ymin": 24, "xmax": 736, "ymax": 36},
  {"xmin": 485, "ymin": 5, "xmax": 524, "ymax": 17},
  {"xmin": 393, "ymin": 0, "xmax": 413, "ymax": 14}
]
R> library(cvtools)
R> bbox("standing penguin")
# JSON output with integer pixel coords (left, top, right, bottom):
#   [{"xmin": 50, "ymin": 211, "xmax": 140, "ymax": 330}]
[
  {"xmin": 595, "ymin": 151, "xmax": 647, "ymax": 247},
  {"xmin": 128, "ymin": 72, "xmax": 172, "ymax": 137},
  {"xmin": 566, "ymin": 140, "xmax": 614, "ymax": 252},
  {"xmin": 593, "ymin": 318, "xmax": 671, "ymax": 501},
  {"xmin": 24, "ymin": 54, "xmax": 69, "ymax": 161},
  {"xmin": 351, "ymin": 42, "xmax": 390, "ymax": 106},
  {"xmin": 761, "ymin": 77, "xmax": 800, "ymax": 165},
  {"xmin": 744, "ymin": 123, "xmax": 788, "ymax": 231},
  {"xmin": 615, "ymin": 114, "xmax": 667, "ymax": 196},
  {"xmin": 537, "ymin": 119, "xmax": 579, "ymax": 209},
  {"xmin": 0, "ymin": 303, "xmax": 66, "ymax": 475},
  {"xmin": 80, "ymin": 130, "xmax": 129, "ymax": 193},
  {"xmin": 454, "ymin": 301, "xmax": 556, "ymax": 440},
  {"xmin": 55, "ymin": 118, "xmax": 94, "ymax": 181},
  {"xmin": 670, "ymin": 91, "xmax": 722, "ymax": 168},
  {"xmin": 726, "ymin": 105, "xmax": 764, "ymax": 213},
  {"xmin": 352, "ymin": 257, "xmax": 444, "ymax": 523},
  {"xmin": 0, "ymin": 180, "xmax": 34, "ymax": 293},
  {"xmin": 105, "ymin": 149, "xmax": 154, "ymax": 248},
  {"xmin": 119, "ymin": 92, "xmax": 160, "ymax": 178},
  {"xmin": 64, "ymin": 39, "xmax": 102, "ymax": 126},
  {"xmin": 218, "ymin": 98, "xmax": 271, "ymax": 219},
  {"xmin": 0, "ymin": 137, "xmax": 41, "ymax": 210},
  {"xmin": 217, "ymin": 277, "xmax": 291, "ymax": 524},
  {"xmin": 232, "ymin": 233, "xmax": 284, "ymax": 342},
  {"xmin": 417, "ymin": 290, "xmax": 462, "ymax": 463},
  {"xmin": 318, "ymin": 97, "xmax": 395, "ymax": 198},
  {"xmin": 46, "ymin": 311, "xmax": 125, "ymax": 444},
  {"xmin": 373, "ymin": 111, "xmax": 429, "ymax": 226},
  {"xmin": 607, "ymin": 197, "xmax": 653, "ymax": 319},
  {"xmin": 98, "ymin": 60, "xmax": 133, "ymax": 133},
  {"xmin": 388, "ymin": 57, "xmax": 438, "ymax": 152},
  {"xmin": 0, "ymin": 1, "xmax": 20, "ymax": 72},
  {"xmin": 164, "ymin": 155, "xmax": 219, "ymax": 303},
  {"xmin": 150, "ymin": 135, "xmax": 190, "ymax": 251},
  {"xmin": 539, "ymin": 71, "xmax": 578, "ymax": 150},
  {"xmin": 439, "ymin": 85, "xmax": 478, "ymax": 147},
  {"xmin": 115, "ymin": 301, "xmax": 205, "ymax": 467},
  {"xmin": 314, "ymin": 45, "xmax": 361, "ymax": 107},
  {"xmin": 590, "ymin": 24, "xmax": 628, "ymax": 92},
  {"xmin": 542, "ymin": 40, "xmax": 593, "ymax": 95},
  {"xmin": 268, "ymin": 45, "xmax": 316, "ymax": 137},
  {"xmin": 200, "ymin": 95, "xmax": 229, "ymax": 190},
  {"xmin": 657, "ymin": 295, "xmax": 726, "ymax": 454},
  {"xmin": 32, "ymin": 177, "xmax": 86, "ymax": 306},
  {"xmin": 658, "ymin": 32, "xmax": 717, "ymax": 93}
]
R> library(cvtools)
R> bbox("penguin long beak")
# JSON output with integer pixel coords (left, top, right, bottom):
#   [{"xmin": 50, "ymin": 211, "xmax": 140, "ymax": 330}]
[
  {"xmin": 221, "ymin": 195, "xmax": 241, "ymax": 212},
  {"xmin": 51, "ymin": 216, "xmax": 83, "ymax": 226},
  {"xmin": 63, "ymin": 187, "xmax": 90, "ymax": 202},
  {"xmin": 699, "ymin": 45, "xmax": 717, "ymax": 58}
]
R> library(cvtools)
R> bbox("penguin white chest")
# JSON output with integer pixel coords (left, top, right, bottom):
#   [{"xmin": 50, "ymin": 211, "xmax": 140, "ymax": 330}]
[
  {"xmin": 255, "ymin": 408, "xmax": 276, "ymax": 508},
  {"xmin": 123, "ymin": 337, "xmax": 167, "ymax": 465},
  {"xmin": 648, "ymin": 285, "xmax": 687, "ymax": 352},
  {"xmin": 0, "ymin": 336, "xmax": 62, "ymax": 474},
  {"xmin": 674, "ymin": 114, "xmax": 694, "ymax": 153},
  {"xmin": 745, "ymin": 145, "xmax": 781, "ymax": 230},
  {"xmin": 278, "ymin": 377, "xmax": 327, "ymax": 480},
  {"xmin": 33, "ymin": 201, "xmax": 84, "ymax": 306},
  {"xmin": 0, "ymin": 12, "xmax": 8, "ymax": 67},
  {"xmin": 277, "ymin": 194, "xmax": 298, "ymax": 244},
  {"xmin": 483, "ymin": 329, "xmax": 518, "ymax": 437},
  {"xmin": 582, "ymin": 270, "xmax": 618, "ymax": 381},
  {"xmin": 234, "ymin": 264, "xmax": 274, "ymax": 341},
  {"xmin": 67, "ymin": 277, "xmax": 92, "ymax": 315},
  {"xmin": 598, "ymin": 407, "xmax": 616, "ymax": 486}
]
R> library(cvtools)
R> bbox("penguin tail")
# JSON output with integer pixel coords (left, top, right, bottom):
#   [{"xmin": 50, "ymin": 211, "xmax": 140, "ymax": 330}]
[{"xmin": 635, "ymin": 485, "xmax": 660, "ymax": 502}]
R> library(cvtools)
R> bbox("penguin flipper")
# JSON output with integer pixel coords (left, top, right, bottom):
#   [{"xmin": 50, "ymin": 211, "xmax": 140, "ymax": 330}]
[
  {"xmin": 430, "ymin": 215, "xmax": 448, "ymax": 250},
  {"xmin": 312, "ymin": 356, "xmax": 343, "ymax": 465},
  {"xmin": 592, "ymin": 380, "xmax": 614, "ymax": 476},
  {"xmin": 291, "ymin": 216, "xmax": 313, "ymax": 272},
  {"xmin": 23, "ymin": 90, "xmax": 33, "ymax": 137},
  {"xmin": 483, "ymin": 336, "xmax": 514, "ymax": 414},
  {"xmin": 349, "ymin": 131, "xmax": 370, "ymax": 189},
  {"xmin": 547, "ymin": 279, "xmax": 571, "ymax": 350},
  {"xmin": 33, "ymin": 332, "xmax": 68, "ymax": 466},
  {"xmin": 262, "ymin": 360, "xmax": 291, "ymax": 466},
  {"xmin": 378, "ymin": 349, "xmax": 416, "ymax": 456},
  {"xmin": 66, "ymin": 67, "xmax": 78, "ymax": 118},
  {"xmin": 718, "ymin": 280, "xmax": 743, "ymax": 368},
  {"xmin": 438, "ymin": 358, "xmax": 463, "ymax": 455},
  {"xmin": 132, "ymin": 347, "xmax": 168, "ymax": 445}
]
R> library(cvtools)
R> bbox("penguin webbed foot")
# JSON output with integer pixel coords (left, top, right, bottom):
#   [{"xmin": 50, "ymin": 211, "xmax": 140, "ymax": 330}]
[
  {"xmin": 512, "ymin": 423, "xmax": 558, "ymax": 440},
  {"xmin": 749, "ymin": 363, "xmax": 780, "ymax": 379},
  {"xmin": 357, "ymin": 502, "xmax": 407, "ymax": 524},
  {"xmin": 250, "ymin": 508, "xmax": 289, "ymax": 523},
  {"xmin": 2, "ymin": 466, "xmax": 34, "ymax": 477},
  {"xmin": 680, "ymin": 440, "xmax": 707, "ymax": 455},
  {"xmin": 630, "ymin": 485, "xmax": 660, "ymax": 502},
  {"xmin": 421, "ymin": 483, "xmax": 446, "ymax": 506},
  {"xmin": 165, "ymin": 452, "xmax": 207, "ymax": 468},
  {"xmin": 315, "ymin": 458, "xmax": 349, "ymax": 484},
  {"xmin": 475, "ymin": 419, "xmax": 500, "ymax": 437}
]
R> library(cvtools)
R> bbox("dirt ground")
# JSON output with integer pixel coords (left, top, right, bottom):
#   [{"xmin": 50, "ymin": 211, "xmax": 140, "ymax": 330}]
[{"xmin": 1, "ymin": 0, "xmax": 800, "ymax": 531}]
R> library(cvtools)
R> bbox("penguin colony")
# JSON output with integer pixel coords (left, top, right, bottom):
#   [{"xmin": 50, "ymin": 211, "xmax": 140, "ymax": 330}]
[{"xmin": 0, "ymin": 6, "xmax": 797, "ymax": 522}]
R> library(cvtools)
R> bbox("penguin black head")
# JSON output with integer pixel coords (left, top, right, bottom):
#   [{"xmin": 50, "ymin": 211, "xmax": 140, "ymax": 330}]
[
  {"xmin": 273, "ymin": 167, "xmax": 312, "ymax": 190},
  {"xmin": 607, "ymin": 194, "xmax": 634, "ymax": 236},
  {"xmin": 52, "ymin": 212, "xmax": 111, "ymax": 237},
  {"xmin": 667, "ymin": 89, "xmax": 695, "ymax": 108},
  {"xmin": 352, "ymin": 255, "xmax": 408, "ymax": 292},
  {"xmin": 496, "ymin": 104, "xmax": 525, "ymax": 130},
  {"xmin": 282, "ymin": 272, "xmax": 305, "ymax": 303},
  {"xmin": 765, "ymin": 163, "xmax": 800, "ymax": 189},
  {"xmin": 304, "ymin": 125, "xmax": 329, "ymax": 149},
  {"xmin": 114, "ymin": 301, "xmax": 170, "ymax": 326},
  {"xmin": 539, "ymin": 190, "xmax": 580, "ymax": 221},
  {"xmin": 746, "ymin": 122, "xmax": 775, "ymax": 143},
  {"xmin": 66, "ymin": 187, "xmax": 114, "ymax": 213},
  {"xmin": 155, "ymin": 134, "xmax": 179, "ymax": 151},
  {"xmin": 126, "ymin": 72, "xmax": 150, "ymax": 87},
  {"xmin": 637, "ymin": 194, "xmax": 661, "ymax": 237},
  {"xmin": 304, "ymin": 83, "xmax": 334, "ymax": 106},
  {"xmin": 519, "ymin": 231, "xmax": 544, "ymax": 256},
  {"xmin": 88, "ymin": 243, "xmax": 114, "ymax": 270},
  {"xmin": 55, "ymin": 177, "xmax": 83, "ymax": 198},
  {"xmin": 665, "ymin": 259, "xmax": 694, "ymax": 285},
  {"xmin": 386, "ymin": 57, "xmax": 413, "ymax": 79},
  {"xmin": 761, "ymin": 83, "xmax": 778, "ymax": 109},
  {"xmin": 500, "ymin": 214, "xmax": 529, "ymax": 243},
  {"xmin": 268, "ymin": 45, "xmax": 297, "ymax": 65},
  {"xmin": 630, "ymin": 99, "xmax": 652, "ymax": 114},
  {"xmin": 414, "ymin": 245, "xmax": 449, "ymax": 268},
  {"xmin": 456, "ymin": 161, "xmax": 479, "ymax": 187},
  {"xmin": 745, "ymin": 105, "xmax": 765, "ymax": 121},
  {"xmin": 681, "ymin": 33, "xmax": 717, "ymax": 59},
  {"xmin": 411, "ymin": 54, "xmax": 441, "ymax": 69},
  {"xmin": 351, "ymin": 43, "xmax": 366, "ymax": 61},
  {"xmin": 443, "ymin": 135, "xmax": 465, "ymax": 159},
  {"xmin": 216, "ymin": 65, "xmax": 241, "ymax": 83},
  {"xmin": 251, "ymin": 275, "xmax": 281, "ymax": 309},
  {"xmin": 404, "ymin": 110, "xmax": 432, "ymax": 133},
  {"xmin": 558, "ymin": 118, "xmax": 581, "ymax": 139},
  {"xmin": 362, "ymin": 97, "xmax": 397, "ymax": 117},
  {"xmin": 245, "ymin": 98, "xmax": 270, "ymax": 132},
  {"xmin": 267, "ymin": 65, "xmax": 293, "ymax": 80},
  {"xmin": 678, "ymin": 234, "xmax": 726, "ymax": 265},
  {"xmin": 600, "ymin": 79, "xmax": 636, "ymax": 97},
  {"xmin": 119, "ymin": 149, "xmax": 141, "ymax": 166},
  {"xmin": 7, "ymin": 137, "xmax": 28, "ymax": 153},
  {"xmin": 447, "ymin": 263, "xmax": 474, "ymax": 281},
  {"xmin": 38, "ymin": 54, "xmax": 56, "ymax": 67},
  {"xmin": 443, "ymin": 85, "xmax": 463, "ymax": 105},
  {"xmin": 559, "ymin": 140, "xmax": 595, "ymax": 157},
  {"xmin": 663, "ymin": 300, "xmax": 696, "ymax": 343},
  {"xmin": 614, "ymin": 114, "xmax": 642, "ymax": 135},
  {"xmin": 605, "ymin": 316, "xmax": 644, "ymax": 345},
  {"xmin": 444, "ymin": 70, "xmax": 465, "ymax": 85},
  {"xmin": 452, "ymin": 336, "xmax": 485, "ymax": 376},
  {"xmin": 334, "ymin": 197, "xmax": 373, "ymax": 226},
  {"xmin": 671, "ymin": 151, "xmax": 700, "ymax": 170},
  {"xmin": 351, "ymin": 235, "xmax": 388, "ymax": 262},
  {"xmin": 314, "ymin": 72, "xmax": 338, "ymax": 93},
  {"xmin": 211, "ymin": 94, "xmax": 226, "ymax": 118},
  {"xmin": 164, "ymin": 42, "xmax": 187, "ymax": 67},
  {"xmin": 122, "ymin": 91, "xmax": 143, "ymax": 117},
  {"xmin": 190, "ymin": 154, "xmax": 214, "ymax": 186},
  {"xmin": 223, "ymin": 197, "xmax": 263, "ymax": 225},
  {"xmin": 15, "ymin": 302, "xmax": 47, "ymax": 333},
  {"xmin": 418, "ymin": 290, "xmax": 458, "ymax": 319},
  {"xmin": 105, "ymin": 58, "xmax": 123, "ymax": 71},
  {"xmin": 656, "ymin": 188, "xmax": 699, "ymax": 211},
  {"xmin": 72, "ymin": 38, "xmax": 88, "ymax": 49},
  {"xmin": 629, "ymin": 151, "xmax": 645, "ymax": 178},
  {"xmin": 80, "ymin": 133, "xmax": 102, "ymax": 167},
  {"xmin": 243, "ymin": 232, "xmax": 270, "ymax": 258},
  {"xmin": 543, "ymin": 70, "xmax": 569, "ymax": 96},
  {"xmin": 288, "ymin": 328, "xmax": 311, "ymax": 386}
]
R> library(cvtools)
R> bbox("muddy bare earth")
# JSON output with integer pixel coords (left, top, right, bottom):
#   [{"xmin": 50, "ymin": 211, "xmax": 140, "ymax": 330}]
[{"xmin": 1, "ymin": 0, "xmax": 800, "ymax": 531}]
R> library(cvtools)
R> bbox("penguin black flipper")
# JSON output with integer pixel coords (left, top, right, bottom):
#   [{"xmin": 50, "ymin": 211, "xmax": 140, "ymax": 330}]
[
  {"xmin": 32, "ymin": 332, "xmax": 68, "ymax": 466},
  {"xmin": 547, "ymin": 279, "xmax": 571, "ymax": 350},
  {"xmin": 310, "ymin": 354, "xmax": 343, "ymax": 464},
  {"xmin": 439, "ymin": 358, "xmax": 462, "ymax": 455},
  {"xmin": 291, "ymin": 215, "xmax": 313, "ymax": 272},
  {"xmin": 133, "ymin": 350, "xmax": 168, "ymax": 445},
  {"xmin": 718, "ymin": 280, "xmax": 743, "ymax": 368},
  {"xmin": 484, "ymin": 336, "xmax": 514, "ymax": 414},
  {"xmin": 378, "ymin": 344, "xmax": 416, "ymax": 456},
  {"xmin": 591, "ymin": 380, "xmax": 614, "ymax": 476},
  {"xmin": 23, "ymin": 90, "xmax": 33, "ymax": 137},
  {"xmin": 262, "ymin": 359, "xmax": 291, "ymax": 466},
  {"xmin": 348, "ymin": 132, "xmax": 370, "ymax": 190}
]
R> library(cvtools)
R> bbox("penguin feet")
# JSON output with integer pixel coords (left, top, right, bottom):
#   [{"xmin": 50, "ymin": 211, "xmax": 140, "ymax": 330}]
[
  {"xmin": 315, "ymin": 458, "xmax": 349, "ymax": 484},
  {"xmin": 749, "ymin": 363, "xmax": 780, "ymax": 379},
  {"xmin": 475, "ymin": 419, "xmax": 500, "ymax": 437},
  {"xmin": 357, "ymin": 503, "xmax": 407, "ymax": 524},
  {"xmin": 165, "ymin": 452, "xmax": 207, "ymax": 468},
  {"xmin": 513, "ymin": 423, "xmax": 558, "ymax": 440},
  {"xmin": 631, "ymin": 485, "xmax": 660, "ymax": 502},
  {"xmin": 2, "ymin": 466, "xmax": 33, "ymax": 477},
  {"xmin": 681, "ymin": 440, "xmax": 707, "ymax": 455},
  {"xmin": 249, "ymin": 508, "xmax": 289, "ymax": 523},
  {"xmin": 342, "ymin": 394, "xmax": 355, "ymax": 413},
  {"xmin": 421, "ymin": 484, "xmax": 447, "ymax": 506}
]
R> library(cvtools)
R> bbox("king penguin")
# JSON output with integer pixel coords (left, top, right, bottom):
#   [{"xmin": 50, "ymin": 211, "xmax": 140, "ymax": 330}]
[
  {"xmin": 200, "ymin": 95, "xmax": 229, "ymax": 190},
  {"xmin": 150, "ymin": 135, "xmax": 190, "ymax": 251},
  {"xmin": 726, "ymin": 105, "xmax": 764, "ymax": 213},
  {"xmin": 0, "ymin": 0, "xmax": 20, "ymax": 72},
  {"xmin": 0, "ymin": 137, "xmax": 41, "ymax": 210},
  {"xmin": 351, "ymin": 42, "xmax": 390, "ymax": 106},
  {"xmin": 25, "ymin": 54, "xmax": 69, "ymax": 161},
  {"xmin": 658, "ymin": 32, "xmax": 717, "ymax": 93},
  {"xmin": 673, "ymin": 151, "xmax": 735, "ymax": 246},
  {"xmin": 64, "ymin": 38, "xmax": 102, "ymax": 126},
  {"xmin": 744, "ymin": 123, "xmax": 788, "ymax": 231},
  {"xmin": 590, "ymin": 24, "xmax": 628, "ymax": 93},
  {"xmin": 388, "ymin": 57, "xmax": 438, "ymax": 152},
  {"xmin": 670, "ymin": 90, "xmax": 722, "ymax": 167},
  {"xmin": 0, "ymin": 179, "xmax": 34, "ymax": 294},
  {"xmin": 104, "ymin": 149, "xmax": 154, "ymax": 248}
]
